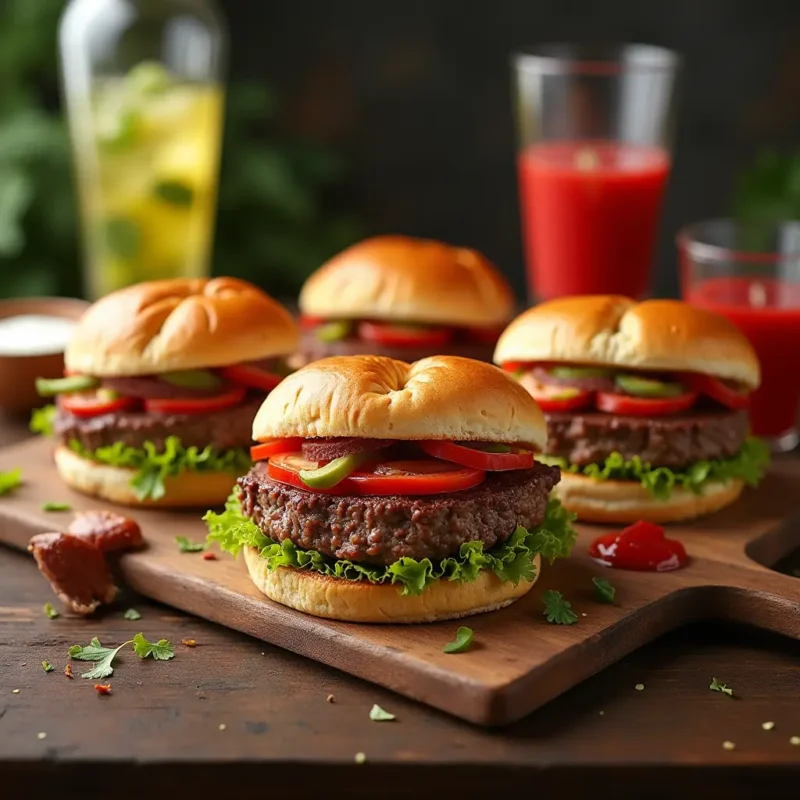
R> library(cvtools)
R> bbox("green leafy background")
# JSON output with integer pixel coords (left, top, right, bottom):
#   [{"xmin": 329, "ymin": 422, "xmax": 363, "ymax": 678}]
[{"xmin": 0, "ymin": 0, "xmax": 363, "ymax": 301}]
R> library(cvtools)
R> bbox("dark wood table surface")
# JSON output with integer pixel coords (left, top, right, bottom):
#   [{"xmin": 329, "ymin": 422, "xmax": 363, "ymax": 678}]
[{"xmin": 2, "ymin": 415, "xmax": 800, "ymax": 798}]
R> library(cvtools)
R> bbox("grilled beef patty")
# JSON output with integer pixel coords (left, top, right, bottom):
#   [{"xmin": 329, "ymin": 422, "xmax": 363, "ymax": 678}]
[
  {"xmin": 544, "ymin": 409, "xmax": 749, "ymax": 468},
  {"xmin": 53, "ymin": 395, "xmax": 263, "ymax": 453},
  {"xmin": 237, "ymin": 462, "xmax": 560, "ymax": 565}
]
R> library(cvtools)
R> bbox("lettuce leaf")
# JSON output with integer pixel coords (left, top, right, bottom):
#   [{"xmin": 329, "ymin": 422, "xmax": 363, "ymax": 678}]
[
  {"xmin": 203, "ymin": 490, "xmax": 577, "ymax": 596},
  {"xmin": 538, "ymin": 437, "xmax": 770, "ymax": 501},
  {"xmin": 30, "ymin": 404, "xmax": 56, "ymax": 437},
  {"xmin": 67, "ymin": 437, "xmax": 251, "ymax": 502}
]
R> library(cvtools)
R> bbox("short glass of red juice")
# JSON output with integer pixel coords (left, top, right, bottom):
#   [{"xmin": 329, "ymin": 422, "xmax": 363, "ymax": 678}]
[
  {"xmin": 512, "ymin": 44, "xmax": 681, "ymax": 301},
  {"xmin": 679, "ymin": 218, "xmax": 800, "ymax": 452}
]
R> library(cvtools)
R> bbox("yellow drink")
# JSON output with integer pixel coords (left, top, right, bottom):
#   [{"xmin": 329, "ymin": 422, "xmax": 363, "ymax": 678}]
[{"xmin": 72, "ymin": 62, "xmax": 224, "ymax": 298}]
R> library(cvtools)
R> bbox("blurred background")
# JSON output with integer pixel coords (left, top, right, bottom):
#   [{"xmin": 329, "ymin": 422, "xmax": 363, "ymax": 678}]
[{"xmin": 2, "ymin": 0, "xmax": 800, "ymax": 303}]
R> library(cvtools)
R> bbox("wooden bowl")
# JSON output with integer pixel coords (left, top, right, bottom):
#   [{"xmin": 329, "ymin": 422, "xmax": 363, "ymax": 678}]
[{"xmin": 0, "ymin": 297, "xmax": 90, "ymax": 418}]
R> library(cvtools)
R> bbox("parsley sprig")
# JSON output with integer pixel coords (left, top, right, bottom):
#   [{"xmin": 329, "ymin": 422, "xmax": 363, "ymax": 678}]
[
  {"xmin": 542, "ymin": 590, "xmax": 578, "ymax": 625},
  {"xmin": 68, "ymin": 633, "xmax": 175, "ymax": 679},
  {"xmin": 710, "ymin": 677, "xmax": 734, "ymax": 697}
]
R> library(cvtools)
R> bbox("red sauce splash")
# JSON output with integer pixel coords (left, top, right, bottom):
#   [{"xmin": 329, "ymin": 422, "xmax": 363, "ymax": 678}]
[{"xmin": 588, "ymin": 520, "xmax": 689, "ymax": 572}]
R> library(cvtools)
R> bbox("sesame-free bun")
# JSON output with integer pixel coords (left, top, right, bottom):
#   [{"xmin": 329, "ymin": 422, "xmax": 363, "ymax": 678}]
[
  {"xmin": 54, "ymin": 445, "xmax": 237, "ymax": 508},
  {"xmin": 494, "ymin": 295, "xmax": 760, "ymax": 389},
  {"xmin": 251, "ymin": 354, "xmax": 548, "ymax": 450},
  {"xmin": 243, "ymin": 546, "xmax": 540, "ymax": 623},
  {"xmin": 65, "ymin": 277, "xmax": 299, "ymax": 377},
  {"xmin": 553, "ymin": 470, "xmax": 744, "ymax": 524},
  {"xmin": 299, "ymin": 235, "xmax": 515, "ymax": 327}
]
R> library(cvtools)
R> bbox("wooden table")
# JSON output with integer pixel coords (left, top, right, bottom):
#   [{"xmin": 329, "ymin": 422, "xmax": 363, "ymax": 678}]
[{"xmin": 2, "ymin": 416, "xmax": 800, "ymax": 797}]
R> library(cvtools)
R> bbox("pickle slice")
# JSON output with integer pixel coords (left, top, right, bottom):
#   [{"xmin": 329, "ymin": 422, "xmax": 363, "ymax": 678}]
[
  {"xmin": 549, "ymin": 366, "xmax": 614, "ymax": 379},
  {"xmin": 160, "ymin": 369, "xmax": 223, "ymax": 390},
  {"xmin": 615, "ymin": 374, "xmax": 685, "ymax": 398},
  {"xmin": 299, "ymin": 451, "xmax": 373, "ymax": 489},
  {"xmin": 315, "ymin": 320, "xmax": 353, "ymax": 343},
  {"xmin": 35, "ymin": 375, "xmax": 100, "ymax": 396}
]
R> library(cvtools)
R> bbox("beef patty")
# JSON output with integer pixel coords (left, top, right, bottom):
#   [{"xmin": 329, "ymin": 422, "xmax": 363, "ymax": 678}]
[
  {"xmin": 544, "ymin": 408, "xmax": 749, "ymax": 468},
  {"xmin": 237, "ymin": 462, "xmax": 560, "ymax": 565},
  {"xmin": 54, "ymin": 395, "xmax": 263, "ymax": 453}
]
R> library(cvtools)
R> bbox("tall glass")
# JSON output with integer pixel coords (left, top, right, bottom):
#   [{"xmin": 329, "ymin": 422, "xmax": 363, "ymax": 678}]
[
  {"xmin": 678, "ymin": 219, "xmax": 800, "ymax": 453},
  {"xmin": 59, "ymin": 0, "xmax": 227, "ymax": 300},
  {"xmin": 512, "ymin": 44, "xmax": 681, "ymax": 302}
]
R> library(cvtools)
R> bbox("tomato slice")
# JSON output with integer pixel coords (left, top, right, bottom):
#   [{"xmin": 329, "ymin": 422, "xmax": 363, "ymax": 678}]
[
  {"xmin": 595, "ymin": 391, "xmax": 698, "ymax": 416},
  {"xmin": 358, "ymin": 321, "xmax": 454, "ymax": 348},
  {"xmin": 680, "ymin": 373, "xmax": 750, "ymax": 410},
  {"xmin": 267, "ymin": 452, "xmax": 484, "ymax": 495},
  {"xmin": 518, "ymin": 372, "xmax": 594, "ymax": 412},
  {"xmin": 299, "ymin": 314, "xmax": 326, "ymax": 329},
  {"xmin": 250, "ymin": 438, "xmax": 305, "ymax": 461},
  {"xmin": 419, "ymin": 440, "xmax": 533, "ymax": 471},
  {"xmin": 60, "ymin": 391, "xmax": 138, "ymax": 418},
  {"xmin": 144, "ymin": 386, "xmax": 246, "ymax": 415},
  {"xmin": 464, "ymin": 326, "xmax": 505, "ymax": 344},
  {"xmin": 218, "ymin": 365, "xmax": 284, "ymax": 394}
]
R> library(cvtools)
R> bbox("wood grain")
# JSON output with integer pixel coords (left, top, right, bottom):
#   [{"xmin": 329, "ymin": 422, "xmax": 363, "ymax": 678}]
[{"xmin": 2, "ymin": 437, "xmax": 800, "ymax": 726}]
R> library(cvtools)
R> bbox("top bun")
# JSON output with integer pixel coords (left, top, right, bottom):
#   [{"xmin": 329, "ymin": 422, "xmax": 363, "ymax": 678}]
[
  {"xmin": 298, "ymin": 235, "xmax": 516, "ymax": 327},
  {"xmin": 494, "ymin": 295, "xmax": 760, "ymax": 390},
  {"xmin": 66, "ymin": 277, "xmax": 299, "ymax": 377},
  {"xmin": 251, "ymin": 354, "xmax": 548, "ymax": 450}
]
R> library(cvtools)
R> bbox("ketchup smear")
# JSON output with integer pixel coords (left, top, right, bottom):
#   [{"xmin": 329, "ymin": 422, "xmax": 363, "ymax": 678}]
[{"xmin": 588, "ymin": 520, "xmax": 689, "ymax": 572}]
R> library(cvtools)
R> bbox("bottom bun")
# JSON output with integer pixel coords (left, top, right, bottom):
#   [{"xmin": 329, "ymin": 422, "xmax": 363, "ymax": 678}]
[
  {"xmin": 244, "ymin": 546, "xmax": 540, "ymax": 623},
  {"xmin": 54, "ymin": 445, "xmax": 237, "ymax": 508},
  {"xmin": 553, "ymin": 471, "xmax": 744, "ymax": 524}
]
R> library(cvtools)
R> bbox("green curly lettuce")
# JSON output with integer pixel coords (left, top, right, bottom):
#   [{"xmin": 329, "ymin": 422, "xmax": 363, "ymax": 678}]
[
  {"xmin": 30, "ymin": 404, "xmax": 56, "ymax": 437},
  {"xmin": 538, "ymin": 436, "xmax": 770, "ymax": 501},
  {"xmin": 203, "ymin": 490, "xmax": 577, "ymax": 596}
]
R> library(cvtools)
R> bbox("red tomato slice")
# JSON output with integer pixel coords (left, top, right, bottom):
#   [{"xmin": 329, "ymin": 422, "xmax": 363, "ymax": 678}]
[
  {"xmin": 218, "ymin": 365, "xmax": 283, "ymax": 394},
  {"xmin": 464, "ymin": 326, "xmax": 505, "ymax": 344},
  {"xmin": 144, "ymin": 386, "xmax": 246, "ymax": 415},
  {"xmin": 419, "ymin": 440, "xmax": 534, "ymax": 471},
  {"xmin": 518, "ymin": 372, "xmax": 594, "ymax": 412},
  {"xmin": 267, "ymin": 452, "xmax": 484, "ymax": 495},
  {"xmin": 358, "ymin": 321, "xmax": 454, "ymax": 348},
  {"xmin": 60, "ymin": 391, "xmax": 138, "ymax": 418},
  {"xmin": 250, "ymin": 438, "xmax": 305, "ymax": 461},
  {"xmin": 595, "ymin": 391, "xmax": 698, "ymax": 416},
  {"xmin": 299, "ymin": 314, "xmax": 326, "ymax": 329},
  {"xmin": 680, "ymin": 373, "xmax": 750, "ymax": 410}
]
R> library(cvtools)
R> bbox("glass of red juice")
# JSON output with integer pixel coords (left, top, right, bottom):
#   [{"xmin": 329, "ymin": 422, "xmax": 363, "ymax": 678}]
[
  {"xmin": 512, "ymin": 44, "xmax": 681, "ymax": 301},
  {"xmin": 679, "ymin": 219, "xmax": 800, "ymax": 452}
]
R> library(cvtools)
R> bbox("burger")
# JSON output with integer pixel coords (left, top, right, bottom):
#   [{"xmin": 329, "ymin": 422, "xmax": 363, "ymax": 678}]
[
  {"xmin": 296, "ymin": 235, "xmax": 516, "ymax": 365},
  {"xmin": 494, "ymin": 295, "xmax": 770, "ymax": 523},
  {"xmin": 203, "ymin": 355, "xmax": 576, "ymax": 623},
  {"xmin": 31, "ymin": 277, "xmax": 299, "ymax": 507}
]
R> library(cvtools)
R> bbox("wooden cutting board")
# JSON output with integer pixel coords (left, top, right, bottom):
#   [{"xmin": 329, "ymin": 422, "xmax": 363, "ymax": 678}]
[{"xmin": 1, "ymin": 436, "xmax": 799, "ymax": 726}]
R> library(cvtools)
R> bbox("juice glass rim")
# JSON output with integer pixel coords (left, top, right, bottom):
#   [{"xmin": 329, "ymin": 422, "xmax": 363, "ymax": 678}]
[
  {"xmin": 677, "ymin": 217, "xmax": 800, "ymax": 267},
  {"xmin": 512, "ymin": 42, "xmax": 682, "ymax": 77}
]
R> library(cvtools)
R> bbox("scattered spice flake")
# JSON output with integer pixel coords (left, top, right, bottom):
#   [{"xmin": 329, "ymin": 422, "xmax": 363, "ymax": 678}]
[
  {"xmin": 790, "ymin": 736, "xmax": 800, "ymax": 746},
  {"xmin": 94, "ymin": 683, "xmax": 112, "ymax": 695},
  {"xmin": 12, "ymin": 689, "xmax": 19, "ymax": 694},
  {"xmin": 326, "ymin": 694, "xmax": 335, "ymax": 703},
  {"xmin": 218, "ymin": 723, "xmax": 227, "ymax": 731},
  {"xmin": 722, "ymin": 741, "xmax": 736, "ymax": 751},
  {"xmin": 182, "ymin": 639, "xmax": 197, "ymax": 647},
  {"xmin": 710, "ymin": 677, "xmax": 734, "ymax": 697},
  {"xmin": 37, "ymin": 732, "xmax": 47, "ymax": 740},
  {"xmin": 762, "ymin": 721, "xmax": 775, "ymax": 731},
  {"xmin": 42, "ymin": 660, "xmax": 54, "ymax": 673},
  {"xmin": 202, "ymin": 551, "xmax": 217, "ymax": 561},
  {"xmin": 44, "ymin": 602, "xmax": 59, "ymax": 619},
  {"xmin": 635, "ymin": 683, "xmax": 645, "ymax": 691},
  {"xmin": 354, "ymin": 752, "xmax": 366, "ymax": 764},
  {"xmin": 64, "ymin": 664, "xmax": 73, "ymax": 679}
]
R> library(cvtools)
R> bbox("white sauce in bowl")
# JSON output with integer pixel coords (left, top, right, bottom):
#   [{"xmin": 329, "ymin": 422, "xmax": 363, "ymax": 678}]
[{"xmin": 0, "ymin": 314, "xmax": 77, "ymax": 356}]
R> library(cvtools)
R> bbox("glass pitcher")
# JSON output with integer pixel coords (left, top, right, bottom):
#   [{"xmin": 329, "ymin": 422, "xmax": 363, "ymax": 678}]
[{"xmin": 59, "ymin": 0, "xmax": 227, "ymax": 299}]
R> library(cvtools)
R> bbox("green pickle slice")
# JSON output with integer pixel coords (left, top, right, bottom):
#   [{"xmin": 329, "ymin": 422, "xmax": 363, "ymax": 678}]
[
  {"xmin": 549, "ymin": 366, "xmax": 614, "ymax": 379},
  {"xmin": 160, "ymin": 370, "xmax": 223, "ymax": 390},
  {"xmin": 615, "ymin": 374, "xmax": 685, "ymax": 398},
  {"xmin": 315, "ymin": 320, "xmax": 353, "ymax": 343},
  {"xmin": 35, "ymin": 375, "xmax": 99, "ymax": 396},
  {"xmin": 299, "ymin": 452, "xmax": 374, "ymax": 490}
]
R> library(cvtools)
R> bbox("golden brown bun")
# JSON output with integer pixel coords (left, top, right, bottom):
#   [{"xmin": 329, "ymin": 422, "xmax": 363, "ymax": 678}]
[
  {"xmin": 65, "ymin": 277, "xmax": 299, "ymax": 376},
  {"xmin": 553, "ymin": 470, "xmax": 744, "ymax": 523},
  {"xmin": 494, "ymin": 295, "xmax": 760, "ymax": 389},
  {"xmin": 251, "ymin": 354, "xmax": 548, "ymax": 449},
  {"xmin": 54, "ymin": 446, "xmax": 237, "ymax": 508},
  {"xmin": 299, "ymin": 235, "xmax": 515, "ymax": 327},
  {"xmin": 244, "ymin": 547, "xmax": 539, "ymax": 623}
]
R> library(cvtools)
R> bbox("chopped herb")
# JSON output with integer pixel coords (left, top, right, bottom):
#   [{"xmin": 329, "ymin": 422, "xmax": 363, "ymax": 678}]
[
  {"xmin": 42, "ymin": 501, "xmax": 72, "ymax": 512},
  {"xmin": 176, "ymin": 535, "xmax": 207, "ymax": 553},
  {"xmin": 69, "ymin": 633, "xmax": 175, "ymax": 678},
  {"xmin": 44, "ymin": 602, "xmax": 59, "ymax": 619},
  {"xmin": 0, "ymin": 468, "xmax": 22, "ymax": 495},
  {"xmin": 710, "ymin": 677, "xmax": 734, "ymax": 697},
  {"xmin": 442, "ymin": 626, "xmax": 474, "ymax": 654},
  {"xmin": 42, "ymin": 660, "xmax": 54, "ymax": 672},
  {"xmin": 94, "ymin": 683, "xmax": 112, "ymax": 695},
  {"xmin": 30, "ymin": 405, "xmax": 56, "ymax": 437},
  {"xmin": 123, "ymin": 608, "xmax": 141, "ymax": 621},
  {"xmin": 369, "ymin": 704, "xmax": 396, "ymax": 722},
  {"xmin": 592, "ymin": 576, "xmax": 616, "ymax": 604},
  {"xmin": 542, "ymin": 590, "xmax": 578, "ymax": 625}
]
